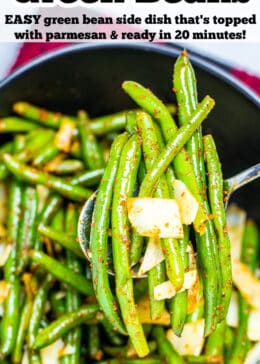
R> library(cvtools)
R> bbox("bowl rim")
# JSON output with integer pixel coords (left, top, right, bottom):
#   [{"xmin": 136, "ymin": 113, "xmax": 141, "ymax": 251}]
[{"xmin": 0, "ymin": 42, "xmax": 259, "ymax": 108}]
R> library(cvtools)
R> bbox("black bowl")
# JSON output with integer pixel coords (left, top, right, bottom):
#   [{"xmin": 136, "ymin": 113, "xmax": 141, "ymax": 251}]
[{"xmin": 0, "ymin": 43, "xmax": 259, "ymax": 220}]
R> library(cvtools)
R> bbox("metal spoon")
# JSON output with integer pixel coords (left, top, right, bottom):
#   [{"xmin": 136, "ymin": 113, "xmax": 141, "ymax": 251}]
[
  {"xmin": 224, "ymin": 162, "xmax": 260, "ymax": 206},
  {"xmin": 78, "ymin": 162, "xmax": 260, "ymax": 274}
]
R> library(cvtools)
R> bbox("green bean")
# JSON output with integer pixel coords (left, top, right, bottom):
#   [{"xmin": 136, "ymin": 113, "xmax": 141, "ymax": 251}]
[
  {"xmin": 152, "ymin": 326, "xmax": 185, "ymax": 364},
  {"xmin": 197, "ymin": 228, "xmax": 219, "ymax": 336},
  {"xmin": 97, "ymin": 359, "xmax": 162, "ymax": 364},
  {"xmin": 13, "ymin": 101, "xmax": 72, "ymax": 129},
  {"xmin": 137, "ymin": 159, "xmax": 146, "ymax": 184},
  {"xmin": 148, "ymin": 263, "xmax": 166, "ymax": 320},
  {"xmin": 205, "ymin": 320, "xmax": 225, "ymax": 357},
  {"xmin": 88, "ymin": 325, "xmax": 103, "ymax": 361},
  {"xmin": 29, "ymin": 250, "xmax": 94, "ymax": 296},
  {"xmin": 47, "ymin": 159, "xmax": 84, "ymax": 175},
  {"xmin": 2, "ymin": 153, "xmax": 92, "ymax": 201},
  {"xmin": 17, "ymin": 129, "xmax": 55, "ymax": 162},
  {"xmin": 0, "ymin": 141, "xmax": 13, "ymax": 154},
  {"xmin": 32, "ymin": 304, "xmax": 99, "ymax": 350},
  {"xmin": 197, "ymin": 213, "xmax": 221, "ymax": 332},
  {"xmin": 112, "ymin": 135, "xmax": 149, "ymax": 357},
  {"xmin": 122, "ymin": 81, "xmax": 209, "ymax": 234},
  {"xmin": 169, "ymin": 226, "xmax": 189, "ymax": 336},
  {"xmin": 33, "ymin": 142, "xmax": 60, "ymax": 167},
  {"xmin": 89, "ymin": 111, "xmax": 129, "ymax": 136},
  {"xmin": 125, "ymin": 112, "xmax": 144, "ymax": 267},
  {"xmin": 0, "ymin": 177, "xmax": 23, "ymax": 358},
  {"xmin": 173, "ymin": 51, "xmax": 206, "ymax": 192},
  {"xmin": 0, "ymin": 136, "xmax": 25, "ymax": 181},
  {"xmin": 12, "ymin": 296, "xmax": 34, "ymax": 363},
  {"xmin": 137, "ymin": 111, "xmax": 183, "ymax": 291},
  {"xmin": 89, "ymin": 105, "xmax": 176, "ymax": 136},
  {"xmin": 241, "ymin": 219, "xmax": 259, "ymax": 272},
  {"xmin": 18, "ymin": 186, "xmax": 38, "ymax": 272},
  {"xmin": 153, "ymin": 122, "xmax": 176, "ymax": 194},
  {"xmin": 186, "ymin": 301, "xmax": 204, "ymax": 323},
  {"xmin": 138, "ymin": 96, "xmax": 214, "ymax": 223},
  {"xmin": 33, "ymin": 193, "xmax": 62, "ymax": 254},
  {"xmin": 100, "ymin": 318, "xmax": 126, "ymax": 347},
  {"xmin": 0, "ymin": 117, "xmax": 37, "ymax": 132},
  {"xmin": 47, "ymin": 202, "xmax": 64, "ymax": 254},
  {"xmin": 224, "ymin": 326, "xmax": 235, "ymax": 353},
  {"xmin": 0, "ymin": 280, "xmax": 21, "ymax": 359},
  {"xmin": 134, "ymin": 278, "xmax": 148, "ymax": 303},
  {"xmin": 126, "ymin": 111, "xmax": 138, "ymax": 135},
  {"xmin": 38, "ymin": 193, "xmax": 62, "ymax": 225},
  {"xmin": 69, "ymin": 168, "xmax": 104, "ymax": 187},
  {"xmin": 0, "ymin": 142, "xmax": 14, "ymax": 180},
  {"xmin": 28, "ymin": 351, "xmax": 42, "ymax": 364},
  {"xmin": 185, "ymin": 354, "xmax": 223, "ymax": 363},
  {"xmin": 229, "ymin": 219, "xmax": 259, "ymax": 364},
  {"xmin": 28, "ymin": 275, "xmax": 54, "ymax": 348},
  {"xmin": 0, "ymin": 164, "xmax": 9, "ymax": 181},
  {"xmin": 204, "ymin": 134, "xmax": 232, "ymax": 320},
  {"xmin": 27, "ymin": 128, "xmax": 55, "ymax": 146},
  {"xmin": 103, "ymin": 344, "xmax": 127, "ymax": 358},
  {"xmin": 173, "ymin": 55, "xmax": 221, "ymax": 333},
  {"xmin": 50, "ymin": 291, "xmax": 67, "ymax": 318},
  {"xmin": 89, "ymin": 133, "xmax": 128, "ymax": 335},
  {"xmin": 60, "ymin": 203, "xmax": 82, "ymax": 364},
  {"xmin": 38, "ymin": 225, "xmax": 84, "ymax": 259},
  {"xmin": 78, "ymin": 111, "xmax": 105, "ymax": 170},
  {"xmin": 104, "ymin": 340, "xmax": 157, "ymax": 359},
  {"xmin": 129, "ymin": 230, "xmax": 143, "ymax": 267}
]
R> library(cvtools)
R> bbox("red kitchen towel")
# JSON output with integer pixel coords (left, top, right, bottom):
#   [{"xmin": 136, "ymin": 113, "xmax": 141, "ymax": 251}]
[{"xmin": 9, "ymin": 42, "xmax": 260, "ymax": 96}]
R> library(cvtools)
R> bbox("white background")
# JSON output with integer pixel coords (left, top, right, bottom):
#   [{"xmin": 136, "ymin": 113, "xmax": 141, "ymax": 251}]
[{"xmin": 0, "ymin": 1, "xmax": 259, "ymax": 79}]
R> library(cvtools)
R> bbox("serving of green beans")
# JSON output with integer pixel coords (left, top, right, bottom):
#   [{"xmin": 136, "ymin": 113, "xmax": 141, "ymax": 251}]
[{"xmin": 0, "ymin": 50, "xmax": 258, "ymax": 364}]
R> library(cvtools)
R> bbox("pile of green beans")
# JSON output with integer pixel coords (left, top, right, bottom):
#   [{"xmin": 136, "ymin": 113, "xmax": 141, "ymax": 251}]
[{"xmin": 0, "ymin": 50, "xmax": 258, "ymax": 363}]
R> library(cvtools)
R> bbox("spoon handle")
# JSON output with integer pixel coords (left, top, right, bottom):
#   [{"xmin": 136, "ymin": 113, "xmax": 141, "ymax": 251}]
[{"xmin": 225, "ymin": 162, "xmax": 260, "ymax": 198}]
